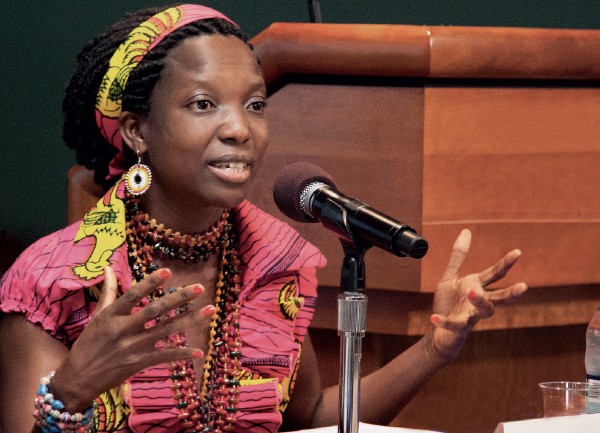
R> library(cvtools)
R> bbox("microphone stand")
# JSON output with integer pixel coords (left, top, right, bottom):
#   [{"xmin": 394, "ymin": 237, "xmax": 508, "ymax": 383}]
[
  {"xmin": 312, "ymin": 191, "xmax": 425, "ymax": 433},
  {"xmin": 316, "ymin": 193, "xmax": 370, "ymax": 433},
  {"xmin": 337, "ymin": 240, "xmax": 368, "ymax": 433},
  {"xmin": 308, "ymin": 0, "xmax": 323, "ymax": 23}
]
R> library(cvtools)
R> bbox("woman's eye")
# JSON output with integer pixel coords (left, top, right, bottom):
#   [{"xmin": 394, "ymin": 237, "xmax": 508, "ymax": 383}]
[
  {"xmin": 193, "ymin": 99, "xmax": 214, "ymax": 111},
  {"xmin": 248, "ymin": 100, "xmax": 266, "ymax": 112}
]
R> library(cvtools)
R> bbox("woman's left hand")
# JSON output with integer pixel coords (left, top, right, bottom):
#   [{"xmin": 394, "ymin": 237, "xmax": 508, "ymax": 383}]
[{"xmin": 429, "ymin": 229, "xmax": 527, "ymax": 361}]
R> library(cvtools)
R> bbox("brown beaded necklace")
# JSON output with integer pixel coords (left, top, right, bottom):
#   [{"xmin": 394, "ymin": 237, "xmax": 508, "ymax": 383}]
[{"xmin": 125, "ymin": 193, "xmax": 242, "ymax": 433}]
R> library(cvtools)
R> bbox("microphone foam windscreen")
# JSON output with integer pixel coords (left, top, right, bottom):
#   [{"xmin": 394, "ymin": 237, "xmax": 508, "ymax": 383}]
[{"xmin": 272, "ymin": 162, "xmax": 336, "ymax": 223}]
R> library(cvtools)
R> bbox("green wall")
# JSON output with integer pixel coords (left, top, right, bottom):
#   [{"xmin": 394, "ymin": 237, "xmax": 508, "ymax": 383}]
[{"xmin": 1, "ymin": 0, "xmax": 599, "ymax": 247}]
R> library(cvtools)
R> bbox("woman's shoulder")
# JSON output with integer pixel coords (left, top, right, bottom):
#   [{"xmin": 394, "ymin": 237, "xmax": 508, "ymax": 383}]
[
  {"xmin": 0, "ymin": 222, "xmax": 90, "ymax": 338},
  {"xmin": 2, "ymin": 222, "xmax": 82, "ymax": 280}
]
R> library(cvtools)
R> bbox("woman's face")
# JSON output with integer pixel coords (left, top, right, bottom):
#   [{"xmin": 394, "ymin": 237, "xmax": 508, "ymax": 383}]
[{"xmin": 137, "ymin": 34, "xmax": 268, "ymax": 209}]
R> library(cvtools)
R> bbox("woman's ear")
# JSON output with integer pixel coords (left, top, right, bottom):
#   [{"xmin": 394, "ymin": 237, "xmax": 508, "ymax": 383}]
[{"xmin": 119, "ymin": 111, "xmax": 148, "ymax": 155}]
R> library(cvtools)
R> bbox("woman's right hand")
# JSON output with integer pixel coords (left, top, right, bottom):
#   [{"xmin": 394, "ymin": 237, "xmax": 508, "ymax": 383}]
[{"xmin": 50, "ymin": 266, "xmax": 213, "ymax": 412}]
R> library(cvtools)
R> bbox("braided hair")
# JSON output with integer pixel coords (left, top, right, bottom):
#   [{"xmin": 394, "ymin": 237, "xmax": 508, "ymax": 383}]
[{"xmin": 62, "ymin": 5, "xmax": 251, "ymax": 190}]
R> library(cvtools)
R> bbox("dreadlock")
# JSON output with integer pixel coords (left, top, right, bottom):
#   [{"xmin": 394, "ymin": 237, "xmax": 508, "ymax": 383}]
[{"xmin": 62, "ymin": 5, "xmax": 251, "ymax": 190}]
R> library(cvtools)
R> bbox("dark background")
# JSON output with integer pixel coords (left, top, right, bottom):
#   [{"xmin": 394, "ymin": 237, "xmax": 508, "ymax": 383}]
[{"xmin": 2, "ymin": 0, "xmax": 600, "ymax": 247}]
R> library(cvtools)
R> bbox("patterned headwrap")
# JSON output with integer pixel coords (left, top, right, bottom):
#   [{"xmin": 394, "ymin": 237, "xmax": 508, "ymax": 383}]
[{"xmin": 95, "ymin": 4, "xmax": 237, "ymax": 180}]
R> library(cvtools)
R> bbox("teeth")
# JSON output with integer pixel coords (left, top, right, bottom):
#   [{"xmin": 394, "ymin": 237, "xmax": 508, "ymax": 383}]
[{"xmin": 215, "ymin": 162, "xmax": 248, "ymax": 173}]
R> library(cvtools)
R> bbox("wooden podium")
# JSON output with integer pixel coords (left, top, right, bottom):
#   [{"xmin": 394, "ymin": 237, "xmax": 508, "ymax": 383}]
[
  {"xmin": 67, "ymin": 24, "xmax": 600, "ymax": 433},
  {"xmin": 246, "ymin": 24, "xmax": 600, "ymax": 432},
  {"xmin": 247, "ymin": 22, "xmax": 600, "ymax": 328}
]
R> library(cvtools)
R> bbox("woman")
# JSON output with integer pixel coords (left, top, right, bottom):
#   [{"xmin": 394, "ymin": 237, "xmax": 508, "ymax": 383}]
[{"xmin": 0, "ymin": 4, "xmax": 527, "ymax": 433}]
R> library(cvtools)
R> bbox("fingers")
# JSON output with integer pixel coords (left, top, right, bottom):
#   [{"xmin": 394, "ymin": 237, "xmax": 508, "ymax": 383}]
[
  {"xmin": 112, "ymin": 344, "xmax": 207, "ymax": 376},
  {"xmin": 430, "ymin": 290, "xmax": 492, "ymax": 331},
  {"xmin": 143, "ymin": 304, "xmax": 216, "ymax": 342},
  {"xmin": 431, "ymin": 312, "xmax": 477, "ymax": 332},
  {"xmin": 440, "ymin": 229, "xmax": 472, "ymax": 282},
  {"xmin": 111, "ymin": 268, "xmax": 174, "ymax": 315},
  {"xmin": 107, "ymin": 268, "xmax": 209, "ymax": 331},
  {"xmin": 140, "ymin": 346, "xmax": 206, "ymax": 370},
  {"xmin": 134, "ymin": 283, "xmax": 206, "ymax": 329},
  {"xmin": 431, "ymin": 306, "xmax": 482, "ymax": 332},
  {"xmin": 467, "ymin": 289, "xmax": 494, "ymax": 318},
  {"xmin": 92, "ymin": 266, "xmax": 119, "ymax": 319},
  {"xmin": 478, "ymin": 249, "xmax": 522, "ymax": 288},
  {"xmin": 431, "ymin": 289, "xmax": 487, "ymax": 331},
  {"xmin": 431, "ymin": 284, "xmax": 528, "ymax": 331},
  {"xmin": 486, "ymin": 282, "xmax": 528, "ymax": 304}
]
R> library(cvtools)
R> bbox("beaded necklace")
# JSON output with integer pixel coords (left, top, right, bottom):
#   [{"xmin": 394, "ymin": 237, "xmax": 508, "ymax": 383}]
[{"xmin": 125, "ymin": 194, "xmax": 242, "ymax": 433}]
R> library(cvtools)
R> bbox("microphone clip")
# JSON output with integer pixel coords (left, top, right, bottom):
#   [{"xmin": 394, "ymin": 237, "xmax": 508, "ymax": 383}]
[{"xmin": 340, "ymin": 240, "xmax": 367, "ymax": 293}]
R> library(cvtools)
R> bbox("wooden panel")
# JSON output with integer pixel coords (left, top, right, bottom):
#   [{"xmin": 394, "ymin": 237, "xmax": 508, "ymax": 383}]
[
  {"xmin": 390, "ymin": 325, "xmax": 588, "ymax": 433},
  {"xmin": 312, "ymin": 284, "xmax": 600, "ymax": 335},
  {"xmin": 421, "ymin": 87, "xmax": 600, "ymax": 291},
  {"xmin": 311, "ymin": 325, "xmax": 588, "ymax": 433},
  {"xmin": 422, "ymin": 222, "xmax": 600, "ymax": 292},
  {"xmin": 423, "ymin": 87, "xmax": 600, "ymax": 220},
  {"xmin": 247, "ymin": 82, "xmax": 426, "ymax": 291}
]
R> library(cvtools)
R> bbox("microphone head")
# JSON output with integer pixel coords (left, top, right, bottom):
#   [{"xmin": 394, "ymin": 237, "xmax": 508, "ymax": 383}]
[
  {"xmin": 273, "ymin": 162, "xmax": 336, "ymax": 223},
  {"xmin": 392, "ymin": 229, "xmax": 429, "ymax": 259}
]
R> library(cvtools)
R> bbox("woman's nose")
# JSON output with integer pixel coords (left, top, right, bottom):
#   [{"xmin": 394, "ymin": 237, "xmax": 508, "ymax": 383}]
[{"xmin": 217, "ymin": 108, "xmax": 251, "ymax": 145}]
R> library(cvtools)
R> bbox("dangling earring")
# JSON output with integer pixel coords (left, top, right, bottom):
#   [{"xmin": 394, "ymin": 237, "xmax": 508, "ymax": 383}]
[{"xmin": 125, "ymin": 151, "xmax": 152, "ymax": 196}]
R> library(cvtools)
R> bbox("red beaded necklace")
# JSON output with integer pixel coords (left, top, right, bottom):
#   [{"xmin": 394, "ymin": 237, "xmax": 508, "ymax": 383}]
[{"xmin": 125, "ymin": 194, "xmax": 242, "ymax": 433}]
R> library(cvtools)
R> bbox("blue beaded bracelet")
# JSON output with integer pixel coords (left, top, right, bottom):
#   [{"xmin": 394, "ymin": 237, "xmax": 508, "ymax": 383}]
[{"xmin": 32, "ymin": 371, "xmax": 96, "ymax": 433}]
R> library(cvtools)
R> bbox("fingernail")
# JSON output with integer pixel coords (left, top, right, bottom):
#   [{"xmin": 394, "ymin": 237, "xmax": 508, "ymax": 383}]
[
  {"xmin": 193, "ymin": 349, "xmax": 204, "ymax": 358},
  {"xmin": 193, "ymin": 284, "xmax": 204, "ymax": 295},
  {"xmin": 159, "ymin": 269, "xmax": 171, "ymax": 279},
  {"xmin": 468, "ymin": 290, "xmax": 478, "ymax": 300},
  {"xmin": 430, "ymin": 315, "xmax": 440, "ymax": 325},
  {"xmin": 201, "ymin": 305, "xmax": 216, "ymax": 316}
]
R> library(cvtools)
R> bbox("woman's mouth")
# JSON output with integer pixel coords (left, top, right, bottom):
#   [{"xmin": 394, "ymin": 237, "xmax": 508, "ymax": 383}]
[{"xmin": 208, "ymin": 161, "xmax": 252, "ymax": 183}]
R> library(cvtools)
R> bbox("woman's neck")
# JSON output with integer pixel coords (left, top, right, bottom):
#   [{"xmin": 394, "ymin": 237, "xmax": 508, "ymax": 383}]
[{"xmin": 140, "ymin": 188, "xmax": 228, "ymax": 235}]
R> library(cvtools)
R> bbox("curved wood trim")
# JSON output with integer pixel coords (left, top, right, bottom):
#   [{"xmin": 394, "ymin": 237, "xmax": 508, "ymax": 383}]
[
  {"xmin": 251, "ymin": 23, "xmax": 430, "ymax": 84},
  {"xmin": 251, "ymin": 23, "xmax": 600, "ymax": 83},
  {"xmin": 428, "ymin": 25, "xmax": 600, "ymax": 79}
]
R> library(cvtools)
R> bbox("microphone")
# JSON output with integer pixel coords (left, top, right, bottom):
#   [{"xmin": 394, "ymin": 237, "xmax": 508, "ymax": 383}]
[{"xmin": 273, "ymin": 162, "xmax": 428, "ymax": 259}]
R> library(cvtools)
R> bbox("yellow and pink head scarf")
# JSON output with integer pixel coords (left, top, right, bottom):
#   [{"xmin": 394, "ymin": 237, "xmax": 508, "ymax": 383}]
[{"xmin": 95, "ymin": 4, "xmax": 237, "ymax": 180}]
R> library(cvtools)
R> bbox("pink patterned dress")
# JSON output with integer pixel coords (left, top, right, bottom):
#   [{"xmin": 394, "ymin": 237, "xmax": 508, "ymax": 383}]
[{"xmin": 0, "ymin": 180, "xmax": 326, "ymax": 433}]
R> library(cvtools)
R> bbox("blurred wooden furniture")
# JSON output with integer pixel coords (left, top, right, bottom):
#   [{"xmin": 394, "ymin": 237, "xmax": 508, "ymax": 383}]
[
  {"xmin": 67, "ymin": 24, "xmax": 600, "ymax": 433},
  {"xmin": 66, "ymin": 166, "xmax": 104, "ymax": 225}
]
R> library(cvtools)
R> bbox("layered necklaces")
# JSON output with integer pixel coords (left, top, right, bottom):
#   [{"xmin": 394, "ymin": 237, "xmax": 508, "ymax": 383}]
[{"xmin": 125, "ymin": 193, "xmax": 242, "ymax": 433}]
